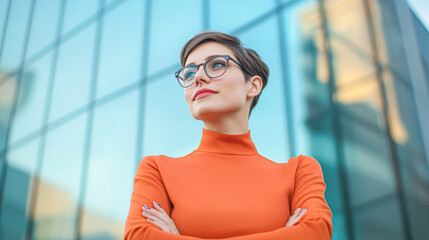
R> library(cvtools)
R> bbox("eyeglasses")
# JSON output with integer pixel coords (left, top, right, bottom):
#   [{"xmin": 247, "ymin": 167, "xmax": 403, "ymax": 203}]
[{"xmin": 175, "ymin": 55, "xmax": 254, "ymax": 88}]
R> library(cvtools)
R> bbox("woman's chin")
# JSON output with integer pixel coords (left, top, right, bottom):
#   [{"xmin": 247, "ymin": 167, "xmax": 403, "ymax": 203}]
[
  {"xmin": 189, "ymin": 103, "xmax": 244, "ymax": 120},
  {"xmin": 191, "ymin": 109, "xmax": 242, "ymax": 122},
  {"xmin": 190, "ymin": 108, "xmax": 226, "ymax": 121},
  {"xmin": 191, "ymin": 111, "xmax": 217, "ymax": 121}
]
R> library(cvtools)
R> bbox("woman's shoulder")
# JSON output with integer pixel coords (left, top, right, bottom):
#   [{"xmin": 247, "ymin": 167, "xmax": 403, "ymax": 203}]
[
  {"xmin": 288, "ymin": 154, "xmax": 320, "ymax": 164},
  {"xmin": 137, "ymin": 151, "xmax": 198, "ymax": 167},
  {"xmin": 284, "ymin": 154, "xmax": 323, "ymax": 171}
]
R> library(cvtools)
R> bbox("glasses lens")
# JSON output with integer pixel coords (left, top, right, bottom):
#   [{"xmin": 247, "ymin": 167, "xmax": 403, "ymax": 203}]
[
  {"xmin": 179, "ymin": 66, "xmax": 197, "ymax": 87},
  {"xmin": 206, "ymin": 57, "xmax": 227, "ymax": 78}
]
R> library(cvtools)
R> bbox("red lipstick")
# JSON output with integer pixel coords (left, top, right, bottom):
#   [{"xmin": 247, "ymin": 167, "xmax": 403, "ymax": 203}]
[{"xmin": 193, "ymin": 88, "xmax": 218, "ymax": 101}]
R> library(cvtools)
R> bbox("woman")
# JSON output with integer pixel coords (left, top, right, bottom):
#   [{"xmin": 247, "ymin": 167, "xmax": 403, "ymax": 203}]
[{"xmin": 124, "ymin": 31, "xmax": 333, "ymax": 239}]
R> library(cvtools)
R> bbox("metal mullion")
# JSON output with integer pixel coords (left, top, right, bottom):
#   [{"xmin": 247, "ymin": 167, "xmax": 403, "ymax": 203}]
[
  {"xmin": 318, "ymin": 0, "xmax": 354, "ymax": 239},
  {"xmin": 0, "ymin": 0, "xmax": 38, "ymax": 233},
  {"xmin": 135, "ymin": 0, "xmax": 152, "ymax": 168},
  {"xmin": 75, "ymin": 0, "xmax": 105, "ymax": 239},
  {"xmin": 24, "ymin": 0, "xmax": 67, "ymax": 239},
  {"xmin": 0, "ymin": 0, "xmax": 12, "ymax": 62},
  {"xmin": 203, "ymin": 0, "xmax": 209, "ymax": 30},
  {"xmin": 392, "ymin": 0, "xmax": 429, "ymax": 171},
  {"xmin": 362, "ymin": 0, "xmax": 413, "ymax": 239},
  {"xmin": 275, "ymin": 0, "xmax": 296, "ymax": 158}
]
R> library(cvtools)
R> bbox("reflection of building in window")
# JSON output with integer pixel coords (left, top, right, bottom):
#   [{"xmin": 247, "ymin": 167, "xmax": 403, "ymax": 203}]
[
  {"xmin": 0, "ymin": 72, "xmax": 17, "ymax": 150},
  {"xmin": 0, "ymin": 70, "xmax": 35, "ymax": 149},
  {"xmin": 2, "ymin": 165, "xmax": 122, "ymax": 239},
  {"xmin": 298, "ymin": 0, "xmax": 429, "ymax": 239},
  {"xmin": 299, "ymin": 0, "xmax": 408, "ymax": 144}
]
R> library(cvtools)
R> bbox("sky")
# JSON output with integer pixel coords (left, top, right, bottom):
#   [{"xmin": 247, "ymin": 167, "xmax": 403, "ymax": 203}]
[{"xmin": 408, "ymin": 0, "xmax": 429, "ymax": 30}]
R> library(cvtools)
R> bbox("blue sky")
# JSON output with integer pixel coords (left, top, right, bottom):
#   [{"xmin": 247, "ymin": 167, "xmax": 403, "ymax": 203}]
[{"xmin": 408, "ymin": 0, "xmax": 429, "ymax": 30}]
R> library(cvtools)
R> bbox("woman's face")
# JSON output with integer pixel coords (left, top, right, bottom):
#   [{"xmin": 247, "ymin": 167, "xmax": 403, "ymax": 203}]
[{"xmin": 183, "ymin": 42, "xmax": 253, "ymax": 121}]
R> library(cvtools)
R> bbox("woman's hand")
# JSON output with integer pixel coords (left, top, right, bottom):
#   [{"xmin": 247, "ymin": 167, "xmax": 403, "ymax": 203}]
[
  {"xmin": 142, "ymin": 202, "xmax": 304, "ymax": 233},
  {"xmin": 142, "ymin": 201, "xmax": 180, "ymax": 234},
  {"xmin": 285, "ymin": 207, "xmax": 307, "ymax": 226}
]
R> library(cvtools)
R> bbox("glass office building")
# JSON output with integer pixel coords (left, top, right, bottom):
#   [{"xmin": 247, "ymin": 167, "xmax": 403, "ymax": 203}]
[{"xmin": 0, "ymin": 0, "xmax": 428, "ymax": 239}]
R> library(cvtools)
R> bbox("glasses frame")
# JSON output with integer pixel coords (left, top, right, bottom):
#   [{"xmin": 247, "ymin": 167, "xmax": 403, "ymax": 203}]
[{"xmin": 175, "ymin": 55, "xmax": 255, "ymax": 88}]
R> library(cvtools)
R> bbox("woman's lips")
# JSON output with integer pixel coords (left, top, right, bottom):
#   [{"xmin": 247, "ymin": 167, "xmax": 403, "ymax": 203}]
[
  {"xmin": 195, "ymin": 92, "xmax": 217, "ymax": 100},
  {"xmin": 193, "ymin": 88, "xmax": 218, "ymax": 100}
]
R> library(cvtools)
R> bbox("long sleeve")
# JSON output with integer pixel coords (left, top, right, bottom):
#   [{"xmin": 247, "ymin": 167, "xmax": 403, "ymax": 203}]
[
  {"xmin": 124, "ymin": 154, "xmax": 332, "ymax": 240},
  {"xmin": 124, "ymin": 156, "xmax": 198, "ymax": 240}
]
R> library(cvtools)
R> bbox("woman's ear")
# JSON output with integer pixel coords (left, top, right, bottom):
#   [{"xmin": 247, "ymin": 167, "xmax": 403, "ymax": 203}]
[{"xmin": 247, "ymin": 76, "xmax": 263, "ymax": 98}]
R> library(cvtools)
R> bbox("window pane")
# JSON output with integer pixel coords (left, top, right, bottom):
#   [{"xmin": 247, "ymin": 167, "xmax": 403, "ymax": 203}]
[
  {"xmin": 96, "ymin": 0, "xmax": 144, "ymax": 99},
  {"xmin": 324, "ymin": 0, "xmax": 376, "ymax": 86},
  {"xmin": 105, "ymin": 0, "xmax": 118, "ymax": 7},
  {"xmin": 284, "ymin": 0, "xmax": 340, "ymax": 164},
  {"xmin": 143, "ymin": 75, "xmax": 202, "ymax": 158},
  {"xmin": 210, "ymin": 0, "xmax": 275, "ymax": 33},
  {"xmin": 0, "ymin": 0, "xmax": 32, "ymax": 71},
  {"xmin": 353, "ymin": 196, "xmax": 404, "ymax": 240},
  {"xmin": 48, "ymin": 24, "xmax": 95, "ymax": 123},
  {"xmin": 334, "ymin": 76, "xmax": 383, "ymax": 124},
  {"xmin": 61, "ymin": 0, "xmax": 99, "ymax": 35},
  {"xmin": 305, "ymin": 112, "xmax": 343, "ymax": 212},
  {"xmin": 26, "ymin": 0, "xmax": 61, "ymax": 59},
  {"xmin": 292, "ymin": 6, "xmax": 346, "ymax": 224},
  {"xmin": 332, "ymin": 211, "xmax": 347, "ymax": 240},
  {"xmin": 295, "ymin": 0, "xmax": 345, "ymax": 211},
  {"xmin": 0, "ymin": 138, "xmax": 39, "ymax": 239},
  {"xmin": 325, "ymin": 0, "xmax": 373, "ymax": 57},
  {"xmin": 238, "ymin": 17, "xmax": 290, "ymax": 162},
  {"xmin": 32, "ymin": 114, "xmax": 87, "ymax": 239},
  {"xmin": 81, "ymin": 91, "xmax": 138, "ymax": 239},
  {"xmin": 371, "ymin": 0, "xmax": 411, "ymax": 83},
  {"xmin": 9, "ymin": 52, "xmax": 53, "ymax": 144},
  {"xmin": 383, "ymin": 70, "xmax": 425, "ymax": 157},
  {"xmin": 384, "ymin": 71, "xmax": 429, "ymax": 239},
  {"xmin": 147, "ymin": 0, "xmax": 202, "ymax": 76},
  {"xmin": 0, "ymin": 0, "xmax": 10, "ymax": 48},
  {"xmin": 281, "ymin": 0, "xmax": 328, "ymax": 156},
  {"xmin": 0, "ymin": 74, "xmax": 16, "ymax": 150},
  {"xmin": 340, "ymin": 111, "xmax": 397, "ymax": 207},
  {"xmin": 335, "ymin": 78, "xmax": 397, "ymax": 206}
]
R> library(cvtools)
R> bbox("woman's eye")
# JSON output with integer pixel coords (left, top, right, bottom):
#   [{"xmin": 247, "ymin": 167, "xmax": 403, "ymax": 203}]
[
  {"xmin": 212, "ymin": 61, "xmax": 225, "ymax": 68},
  {"xmin": 185, "ymin": 71, "xmax": 195, "ymax": 79}
]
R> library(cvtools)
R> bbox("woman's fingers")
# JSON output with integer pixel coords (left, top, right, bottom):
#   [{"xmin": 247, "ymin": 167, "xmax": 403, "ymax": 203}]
[
  {"xmin": 285, "ymin": 207, "xmax": 307, "ymax": 226},
  {"xmin": 152, "ymin": 201, "xmax": 174, "ymax": 224},
  {"xmin": 142, "ymin": 202, "xmax": 180, "ymax": 234},
  {"xmin": 152, "ymin": 202, "xmax": 180, "ymax": 234},
  {"xmin": 144, "ymin": 213, "xmax": 169, "ymax": 231},
  {"xmin": 143, "ymin": 205, "xmax": 173, "ymax": 233},
  {"xmin": 144, "ymin": 202, "xmax": 171, "ymax": 224}
]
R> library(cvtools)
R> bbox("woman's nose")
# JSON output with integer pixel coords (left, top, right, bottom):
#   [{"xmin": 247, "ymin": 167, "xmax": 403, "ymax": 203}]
[{"xmin": 194, "ymin": 66, "xmax": 210, "ymax": 86}]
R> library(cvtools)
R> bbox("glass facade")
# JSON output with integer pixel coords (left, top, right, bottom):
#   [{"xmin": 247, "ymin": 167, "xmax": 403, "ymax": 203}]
[{"xmin": 0, "ymin": 0, "xmax": 428, "ymax": 239}]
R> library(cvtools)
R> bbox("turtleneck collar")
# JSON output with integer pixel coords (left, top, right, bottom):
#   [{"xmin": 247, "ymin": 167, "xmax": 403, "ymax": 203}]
[{"xmin": 196, "ymin": 128, "xmax": 258, "ymax": 155}]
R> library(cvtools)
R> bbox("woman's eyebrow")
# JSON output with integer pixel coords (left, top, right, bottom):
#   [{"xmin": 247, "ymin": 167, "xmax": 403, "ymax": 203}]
[{"xmin": 185, "ymin": 54, "xmax": 219, "ymax": 67}]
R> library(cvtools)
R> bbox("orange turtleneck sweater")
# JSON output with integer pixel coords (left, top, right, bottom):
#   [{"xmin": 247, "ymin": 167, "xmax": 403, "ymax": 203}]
[{"xmin": 124, "ymin": 129, "xmax": 332, "ymax": 239}]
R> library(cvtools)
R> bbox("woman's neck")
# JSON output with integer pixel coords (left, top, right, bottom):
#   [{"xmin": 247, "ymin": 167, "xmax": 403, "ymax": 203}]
[{"xmin": 202, "ymin": 112, "xmax": 249, "ymax": 135}]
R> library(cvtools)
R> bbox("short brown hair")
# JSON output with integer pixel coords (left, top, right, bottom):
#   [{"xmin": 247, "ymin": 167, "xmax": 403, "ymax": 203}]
[{"xmin": 180, "ymin": 31, "xmax": 269, "ymax": 118}]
